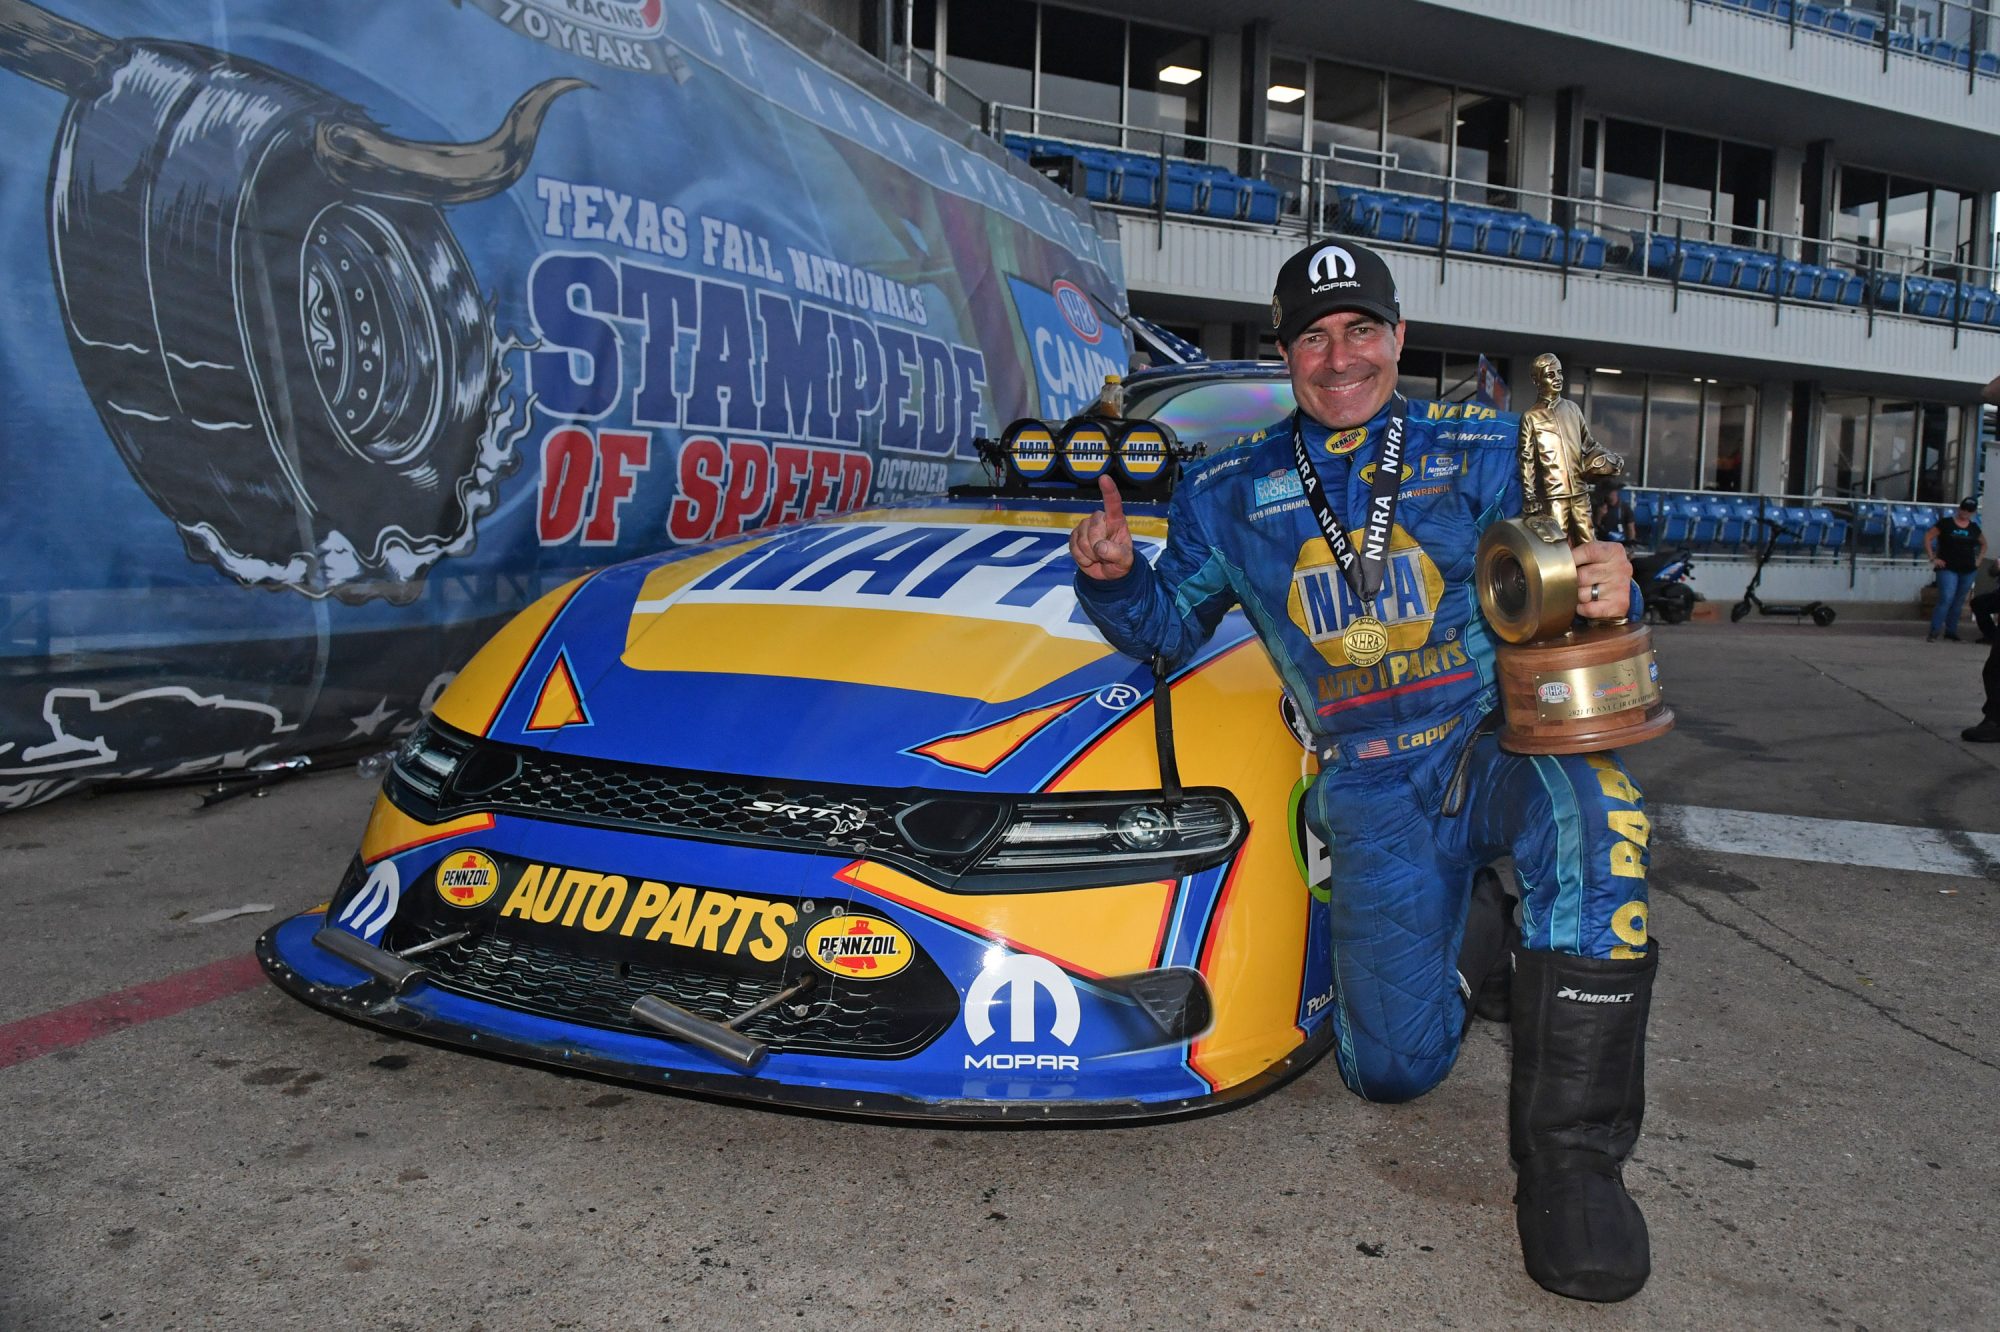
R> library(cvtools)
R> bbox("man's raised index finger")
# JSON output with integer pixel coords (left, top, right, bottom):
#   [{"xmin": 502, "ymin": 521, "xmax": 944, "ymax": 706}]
[{"xmin": 1097, "ymin": 473, "xmax": 1126, "ymax": 526}]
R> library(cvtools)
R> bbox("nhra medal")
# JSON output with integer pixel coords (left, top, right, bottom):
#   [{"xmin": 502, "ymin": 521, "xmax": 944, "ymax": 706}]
[{"xmin": 1343, "ymin": 614, "xmax": 1389, "ymax": 667}]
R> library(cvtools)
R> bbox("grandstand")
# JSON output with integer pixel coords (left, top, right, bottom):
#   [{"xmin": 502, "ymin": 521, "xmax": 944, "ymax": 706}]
[{"xmin": 824, "ymin": 0, "xmax": 2000, "ymax": 609}]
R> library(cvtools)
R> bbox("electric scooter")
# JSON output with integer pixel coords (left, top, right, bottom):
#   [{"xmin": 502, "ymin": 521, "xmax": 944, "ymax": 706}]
[{"xmin": 1731, "ymin": 516, "xmax": 1836, "ymax": 626}]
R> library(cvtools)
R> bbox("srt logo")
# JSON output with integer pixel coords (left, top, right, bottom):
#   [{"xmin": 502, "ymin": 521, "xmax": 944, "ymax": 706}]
[
  {"xmin": 1308, "ymin": 244, "xmax": 1358, "ymax": 284},
  {"xmin": 964, "ymin": 954, "xmax": 1081, "ymax": 1072},
  {"xmin": 747, "ymin": 798, "xmax": 868, "ymax": 838}
]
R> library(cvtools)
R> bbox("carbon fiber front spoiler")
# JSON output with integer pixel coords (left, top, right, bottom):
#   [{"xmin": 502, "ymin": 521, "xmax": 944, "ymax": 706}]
[{"xmin": 256, "ymin": 913, "xmax": 1337, "ymax": 1124}]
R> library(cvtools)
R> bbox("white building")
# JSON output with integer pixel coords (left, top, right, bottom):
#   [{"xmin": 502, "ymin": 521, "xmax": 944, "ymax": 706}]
[{"xmin": 812, "ymin": 0, "xmax": 2000, "ymax": 604}]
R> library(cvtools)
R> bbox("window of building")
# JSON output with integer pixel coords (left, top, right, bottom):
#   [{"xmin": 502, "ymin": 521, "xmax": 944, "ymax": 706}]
[
  {"xmin": 1311, "ymin": 61, "xmax": 1385, "ymax": 187},
  {"xmin": 943, "ymin": 0, "xmax": 1035, "ymax": 119},
  {"xmin": 1580, "ymin": 117, "xmax": 1771, "ymax": 241},
  {"xmin": 1039, "ymin": 8, "xmax": 1123, "ymax": 141},
  {"xmin": 1817, "ymin": 394, "xmax": 1968, "ymax": 502},
  {"xmin": 1831, "ymin": 167, "xmax": 1979, "ymax": 274},
  {"xmin": 1128, "ymin": 26, "xmax": 1207, "ymax": 154},
  {"xmin": 1582, "ymin": 369, "xmax": 1760, "ymax": 492},
  {"xmin": 1265, "ymin": 61, "xmax": 1514, "ymax": 201},
  {"xmin": 936, "ymin": 3, "xmax": 1207, "ymax": 153}
]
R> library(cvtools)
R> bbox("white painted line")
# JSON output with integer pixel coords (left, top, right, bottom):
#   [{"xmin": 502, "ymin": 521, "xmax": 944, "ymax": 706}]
[{"xmin": 1652, "ymin": 805, "xmax": 2000, "ymax": 879}]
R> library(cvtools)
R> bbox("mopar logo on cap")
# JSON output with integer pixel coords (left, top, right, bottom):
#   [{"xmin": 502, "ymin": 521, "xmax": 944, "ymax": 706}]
[
  {"xmin": 1308, "ymin": 244, "xmax": 1358, "ymax": 287},
  {"xmin": 1052, "ymin": 280, "xmax": 1103, "ymax": 345}
]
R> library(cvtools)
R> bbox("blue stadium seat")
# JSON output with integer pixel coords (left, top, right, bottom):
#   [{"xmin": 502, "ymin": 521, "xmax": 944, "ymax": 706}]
[
  {"xmin": 1115, "ymin": 155, "xmax": 1160, "ymax": 207},
  {"xmin": 1828, "ymin": 270, "xmax": 1867, "ymax": 305},
  {"xmin": 1891, "ymin": 508, "xmax": 1930, "ymax": 555},
  {"xmin": 1656, "ymin": 497, "xmax": 1699, "ymax": 545},
  {"xmin": 1705, "ymin": 499, "xmax": 1745, "ymax": 549},
  {"xmin": 1631, "ymin": 490, "xmax": 1660, "ymax": 544},
  {"xmin": 1956, "ymin": 284, "xmax": 1995, "ymax": 325},
  {"xmin": 1162, "ymin": 162, "xmax": 1203, "ymax": 213},
  {"xmin": 1904, "ymin": 276, "xmax": 1950, "ymax": 318},
  {"xmin": 1736, "ymin": 252, "xmax": 1779, "ymax": 293},
  {"xmin": 1567, "ymin": 229, "xmax": 1608, "ymax": 269},
  {"xmin": 1851, "ymin": 502, "xmax": 1889, "ymax": 553},
  {"xmin": 1727, "ymin": 498, "xmax": 1761, "ymax": 550},
  {"xmin": 1243, "ymin": 179, "xmax": 1281, "ymax": 224},
  {"xmin": 1480, "ymin": 211, "xmax": 1527, "ymax": 258},
  {"xmin": 1704, "ymin": 246, "xmax": 1745, "ymax": 289},
  {"xmin": 1516, "ymin": 218, "xmax": 1562, "ymax": 263},
  {"xmin": 1978, "ymin": 51, "xmax": 2000, "ymax": 77},
  {"xmin": 1810, "ymin": 506, "xmax": 1843, "ymax": 555},
  {"xmin": 1696, "ymin": 496, "xmax": 1728, "ymax": 544}
]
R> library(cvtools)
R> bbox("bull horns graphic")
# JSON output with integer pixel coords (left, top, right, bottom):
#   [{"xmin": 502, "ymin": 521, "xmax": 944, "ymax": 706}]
[
  {"xmin": 0, "ymin": 0, "xmax": 587, "ymax": 602},
  {"xmin": 317, "ymin": 76, "xmax": 589, "ymax": 205},
  {"xmin": 0, "ymin": 0, "xmax": 585, "ymax": 206}
]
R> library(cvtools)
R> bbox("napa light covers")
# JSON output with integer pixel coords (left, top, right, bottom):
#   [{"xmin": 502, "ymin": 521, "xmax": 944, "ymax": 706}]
[{"xmin": 995, "ymin": 416, "xmax": 1184, "ymax": 489}]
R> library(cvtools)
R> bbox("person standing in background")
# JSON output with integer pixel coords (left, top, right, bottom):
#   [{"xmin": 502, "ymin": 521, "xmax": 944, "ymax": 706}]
[
  {"xmin": 1923, "ymin": 498, "xmax": 1984, "ymax": 642},
  {"xmin": 1593, "ymin": 483, "xmax": 1637, "ymax": 546}
]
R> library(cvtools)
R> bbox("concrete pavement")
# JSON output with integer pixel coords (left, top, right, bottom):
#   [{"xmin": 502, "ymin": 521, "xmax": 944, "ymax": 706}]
[{"xmin": 2, "ymin": 620, "xmax": 1995, "ymax": 1330}]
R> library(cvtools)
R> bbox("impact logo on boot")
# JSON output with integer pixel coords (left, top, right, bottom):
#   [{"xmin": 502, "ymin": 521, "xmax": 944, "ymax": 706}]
[{"xmin": 1556, "ymin": 986, "xmax": 1635, "ymax": 1004}]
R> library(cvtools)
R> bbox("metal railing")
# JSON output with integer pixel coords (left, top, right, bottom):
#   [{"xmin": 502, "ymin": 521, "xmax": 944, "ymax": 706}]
[
  {"xmin": 1690, "ymin": 0, "xmax": 2000, "ymax": 91},
  {"xmin": 967, "ymin": 100, "xmax": 2000, "ymax": 337},
  {"xmin": 1630, "ymin": 483, "xmax": 1970, "ymax": 561}
]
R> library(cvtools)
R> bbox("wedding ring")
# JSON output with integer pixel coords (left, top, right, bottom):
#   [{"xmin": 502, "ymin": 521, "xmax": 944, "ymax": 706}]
[{"xmin": 1589, "ymin": 583, "xmax": 1601, "ymax": 602}]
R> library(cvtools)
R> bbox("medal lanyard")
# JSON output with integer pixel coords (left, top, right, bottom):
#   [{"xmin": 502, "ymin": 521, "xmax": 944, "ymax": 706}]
[{"xmin": 1289, "ymin": 395, "xmax": 1408, "ymax": 602}]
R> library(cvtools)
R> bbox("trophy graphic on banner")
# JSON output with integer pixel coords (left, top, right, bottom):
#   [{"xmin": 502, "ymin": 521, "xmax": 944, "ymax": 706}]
[{"xmin": 1474, "ymin": 354, "xmax": 1675, "ymax": 753}]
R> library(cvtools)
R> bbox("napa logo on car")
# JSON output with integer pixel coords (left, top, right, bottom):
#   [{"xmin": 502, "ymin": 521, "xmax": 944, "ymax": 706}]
[
  {"xmin": 805, "ymin": 914, "xmax": 913, "ymax": 980},
  {"xmin": 622, "ymin": 517, "xmax": 1170, "ymax": 702},
  {"xmin": 435, "ymin": 850, "xmax": 500, "ymax": 909},
  {"xmin": 1285, "ymin": 525, "xmax": 1446, "ymax": 665}
]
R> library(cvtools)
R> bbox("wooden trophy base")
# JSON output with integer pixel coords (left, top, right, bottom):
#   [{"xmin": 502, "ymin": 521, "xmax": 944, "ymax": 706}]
[{"xmin": 1493, "ymin": 621, "xmax": 1675, "ymax": 754}]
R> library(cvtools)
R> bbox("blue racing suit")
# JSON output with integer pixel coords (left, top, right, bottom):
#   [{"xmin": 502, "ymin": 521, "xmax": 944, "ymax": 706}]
[{"xmin": 1075, "ymin": 398, "xmax": 1653, "ymax": 1103}]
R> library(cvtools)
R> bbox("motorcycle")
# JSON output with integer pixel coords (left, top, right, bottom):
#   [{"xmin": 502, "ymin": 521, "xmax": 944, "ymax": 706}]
[{"xmin": 1631, "ymin": 545, "xmax": 1697, "ymax": 624}]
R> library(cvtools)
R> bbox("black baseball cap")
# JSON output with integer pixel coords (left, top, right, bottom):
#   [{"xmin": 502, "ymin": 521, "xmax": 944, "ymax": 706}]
[
  {"xmin": 1960, "ymin": 496, "xmax": 1979, "ymax": 512},
  {"xmin": 1271, "ymin": 238, "xmax": 1401, "ymax": 345}
]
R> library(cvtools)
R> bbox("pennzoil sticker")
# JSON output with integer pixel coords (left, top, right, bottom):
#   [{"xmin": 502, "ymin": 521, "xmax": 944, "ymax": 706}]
[
  {"xmin": 1327, "ymin": 427, "xmax": 1367, "ymax": 456},
  {"xmin": 435, "ymin": 850, "xmax": 501, "ymax": 909},
  {"xmin": 805, "ymin": 914, "xmax": 913, "ymax": 980}
]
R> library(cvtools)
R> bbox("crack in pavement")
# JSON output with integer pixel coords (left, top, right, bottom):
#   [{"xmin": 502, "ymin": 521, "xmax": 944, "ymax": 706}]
[{"xmin": 1653, "ymin": 872, "xmax": 2000, "ymax": 1076}]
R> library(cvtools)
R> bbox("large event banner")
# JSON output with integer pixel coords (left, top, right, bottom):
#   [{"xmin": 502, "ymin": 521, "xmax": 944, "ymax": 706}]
[{"xmin": 0, "ymin": 0, "xmax": 1128, "ymax": 810}]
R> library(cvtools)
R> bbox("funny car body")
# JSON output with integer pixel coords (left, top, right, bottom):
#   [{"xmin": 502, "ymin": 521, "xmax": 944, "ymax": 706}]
[{"xmin": 261, "ymin": 386, "xmax": 1359, "ymax": 1119}]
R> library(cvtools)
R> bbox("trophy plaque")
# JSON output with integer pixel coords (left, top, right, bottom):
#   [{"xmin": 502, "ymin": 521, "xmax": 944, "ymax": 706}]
[{"xmin": 1474, "ymin": 354, "xmax": 1674, "ymax": 755}]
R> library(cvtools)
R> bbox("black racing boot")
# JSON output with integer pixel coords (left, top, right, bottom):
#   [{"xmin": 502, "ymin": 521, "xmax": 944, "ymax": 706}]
[
  {"xmin": 1455, "ymin": 867, "xmax": 1516, "ymax": 1025},
  {"xmin": 1509, "ymin": 944, "xmax": 1658, "ymax": 1302}
]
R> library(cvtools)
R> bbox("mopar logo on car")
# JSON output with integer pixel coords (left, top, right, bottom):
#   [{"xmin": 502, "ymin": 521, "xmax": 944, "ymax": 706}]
[{"xmin": 964, "ymin": 953, "xmax": 1081, "ymax": 1072}]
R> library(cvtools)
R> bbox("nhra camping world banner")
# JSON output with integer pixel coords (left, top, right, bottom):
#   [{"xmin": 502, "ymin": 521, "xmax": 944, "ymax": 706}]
[{"xmin": 0, "ymin": 0, "xmax": 1128, "ymax": 810}]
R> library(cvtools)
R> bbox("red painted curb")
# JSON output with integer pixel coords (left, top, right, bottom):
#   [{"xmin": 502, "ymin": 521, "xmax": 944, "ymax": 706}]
[{"xmin": 0, "ymin": 953, "xmax": 268, "ymax": 1071}]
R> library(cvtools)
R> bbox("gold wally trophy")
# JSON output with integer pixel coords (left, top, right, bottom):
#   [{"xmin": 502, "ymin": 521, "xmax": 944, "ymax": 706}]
[{"xmin": 1474, "ymin": 354, "xmax": 1674, "ymax": 754}]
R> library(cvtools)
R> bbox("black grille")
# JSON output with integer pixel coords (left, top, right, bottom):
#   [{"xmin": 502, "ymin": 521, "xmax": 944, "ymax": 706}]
[
  {"xmin": 386, "ymin": 925, "xmax": 956, "ymax": 1059},
  {"xmin": 507, "ymin": 752, "xmax": 923, "ymax": 865},
  {"xmin": 395, "ymin": 738, "xmax": 1000, "ymax": 884}
]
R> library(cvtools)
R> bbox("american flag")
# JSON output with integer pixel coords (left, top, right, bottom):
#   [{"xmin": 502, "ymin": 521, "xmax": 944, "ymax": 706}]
[{"xmin": 1352, "ymin": 737, "xmax": 1392, "ymax": 760}]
